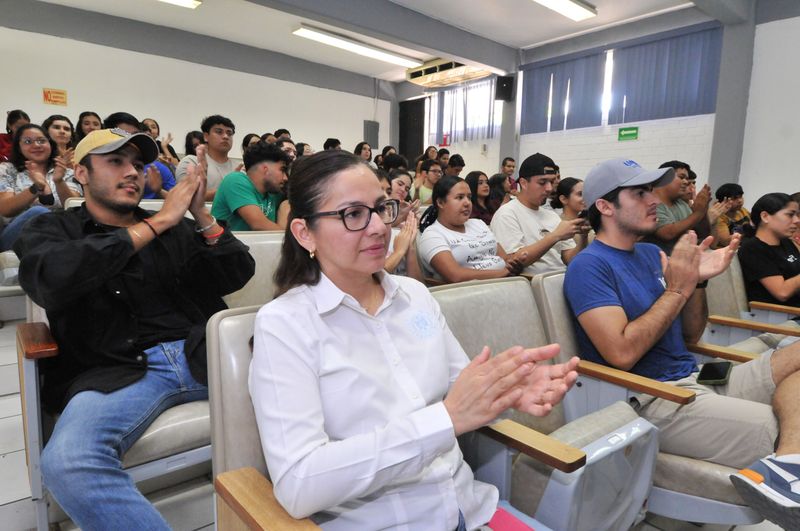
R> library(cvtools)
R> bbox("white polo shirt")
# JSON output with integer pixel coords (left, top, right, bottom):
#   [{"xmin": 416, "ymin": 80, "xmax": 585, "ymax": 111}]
[{"xmin": 249, "ymin": 272, "xmax": 498, "ymax": 530}]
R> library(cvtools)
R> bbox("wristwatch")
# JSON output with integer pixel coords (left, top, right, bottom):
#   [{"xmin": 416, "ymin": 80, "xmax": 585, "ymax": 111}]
[{"xmin": 28, "ymin": 183, "xmax": 42, "ymax": 195}]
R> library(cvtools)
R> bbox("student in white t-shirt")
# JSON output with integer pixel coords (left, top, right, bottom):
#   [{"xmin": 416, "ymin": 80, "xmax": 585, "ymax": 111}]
[
  {"xmin": 418, "ymin": 175, "xmax": 525, "ymax": 282},
  {"xmin": 175, "ymin": 115, "xmax": 238, "ymax": 200},
  {"xmin": 490, "ymin": 153, "xmax": 589, "ymax": 276}
]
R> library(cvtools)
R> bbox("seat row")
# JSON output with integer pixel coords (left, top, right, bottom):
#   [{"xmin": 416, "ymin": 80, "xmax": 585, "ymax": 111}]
[{"xmin": 16, "ymin": 229, "xmax": 800, "ymax": 530}]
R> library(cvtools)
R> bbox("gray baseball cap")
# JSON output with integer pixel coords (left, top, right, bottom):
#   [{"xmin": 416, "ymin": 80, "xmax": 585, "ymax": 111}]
[{"xmin": 583, "ymin": 158, "xmax": 675, "ymax": 206}]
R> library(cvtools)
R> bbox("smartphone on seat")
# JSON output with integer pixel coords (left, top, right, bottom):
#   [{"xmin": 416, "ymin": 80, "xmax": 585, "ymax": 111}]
[{"xmin": 696, "ymin": 361, "xmax": 732, "ymax": 386}]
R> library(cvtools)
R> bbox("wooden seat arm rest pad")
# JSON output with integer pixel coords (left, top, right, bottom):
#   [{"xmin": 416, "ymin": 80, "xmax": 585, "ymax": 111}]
[
  {"xmin": 687, "ymin": 342, "xmax": 757, "ymax": 363},
  {"xmin": 478, "ymin": 419, "xmax": 586, "ymax": 473},
  {"xmin": 215, "ymin": 467, "xmax": 320, "ymax": 530},
  {"xmin": 707, "ymin": 315, "xmax": 800, "ymax": 336},
  {"xmin": 17, "ymin": 322, "xmax": 58, "ymax": 359},
  {"xmin": 749, "ymin": 301, "xmax": 800, "ymax": 316},
  {"xmin": 577, "ymin": 360, "xmax": 695, "ymax": 404}
]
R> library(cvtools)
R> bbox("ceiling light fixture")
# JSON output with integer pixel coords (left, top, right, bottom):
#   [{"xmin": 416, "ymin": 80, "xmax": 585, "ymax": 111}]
[
  {"xmin": 533, "ymin": 0, "xmax": 597, "ymax": 22},
  {"xmin": 293, "ymin": 25, "xmax": 423, "ymax": 68},
  {"xmin": 158, "ymin": 0, "xmax": 202, "ymax": 9}
]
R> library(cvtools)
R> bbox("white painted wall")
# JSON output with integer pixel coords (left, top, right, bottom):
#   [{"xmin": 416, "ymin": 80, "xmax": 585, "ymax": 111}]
[
  {"xmin": 519, "ymin": 114, "xmax": 716, "ymax": 185},
  {"xmin": 441, "ymin": 137, "xmax": 504, "ymax": 177},
  {"xmin": 740, "ymin": 16, "xmax": 800, "ymax": 202},
  {"xmin": 0, "ymin": 27, "xmax": 391, "ymax": 159}
]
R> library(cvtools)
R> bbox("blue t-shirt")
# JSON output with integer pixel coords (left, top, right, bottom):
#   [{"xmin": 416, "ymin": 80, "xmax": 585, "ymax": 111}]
[
  {"xmin": 563, "ymin": 239, "xmax": 697, "ymax": 381},
  {"xmin": 142, "ymin": 161, "xmax": 176, "ymax": 199}
]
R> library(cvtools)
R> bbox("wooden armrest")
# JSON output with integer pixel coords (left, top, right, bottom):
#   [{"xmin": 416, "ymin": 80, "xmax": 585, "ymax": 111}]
[
  {"xmin": 687, "ymin": 342, "xmax": 758, "ymax": 363},
  {"xmin": 17, "ymin": 322, "xmax": 58, "ymax": 360},
  {"xmin": 577, "ymin": 360, "xmax": 695, "ymax": 404},
  {"xmin": 708, "ymin": 315, "xmax": 800, "ymax": 337},
  {"xmin": 478, "ymin": 419, "xmax": 586, "ymax": 473},
  {"xmin": 749, "ymin": 301, "xmax": 800, "ymax": 317},
  {"xmin": 215, "ymin": 467, "xmax": 319, "ymax": 530}
]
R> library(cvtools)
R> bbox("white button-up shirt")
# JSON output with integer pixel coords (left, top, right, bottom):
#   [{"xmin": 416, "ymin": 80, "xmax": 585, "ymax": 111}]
[{"xmin": 249, "ymin": 272, "xmax": 498, "ymax": 530}]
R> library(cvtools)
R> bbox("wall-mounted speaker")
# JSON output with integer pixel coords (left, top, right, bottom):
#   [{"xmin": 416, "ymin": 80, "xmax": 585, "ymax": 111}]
[{"xmin": 495, "ymin": 75, "xmax": 515, "ymax": 101}]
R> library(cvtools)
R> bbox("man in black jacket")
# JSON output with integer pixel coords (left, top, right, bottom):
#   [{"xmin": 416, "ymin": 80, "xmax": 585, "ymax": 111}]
[{"xmin": 15, "ymin": 128, "xmax": 255, "ymax": 530}]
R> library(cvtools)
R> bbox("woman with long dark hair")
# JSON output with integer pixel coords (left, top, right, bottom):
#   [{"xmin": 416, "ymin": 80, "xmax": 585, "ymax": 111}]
[
  {"xmin": 0, "ymin": 109, "xmax": 30, "ymax": 162},
  {"xmin": 738, "ymin": 193, "xmax": 800, "ymax": 307},
  {"xmin": 249, "ymin": 150, "xmax": 577, "ymax": 530},
  {"xmin": 488, "ymin": 172, "xmax": 511, "ymax": 211},
  {"xmin": 42, "ymin": 114, "xmax": 75, "ymax": 156},
  {"xmin": 418, "ymin": 175, "xmax": 525, "ymax": 282},
  {"xmin": 0, "ymin": 124, "xmax": 81, "ymax": 250},
  {"xmin": 464, "ymin": 171, "xmax": 495, "ymax": 225},
  {"xmin": 184, "ymin": 130, "xmax": 204, "ymax": 157},
  {"xmin": 142, "ymin": 118, "xmax": 180, "ymax": 167},
  {"xmin": 75, "ymin": 111, "xmax": 102, "ymax": 143}
]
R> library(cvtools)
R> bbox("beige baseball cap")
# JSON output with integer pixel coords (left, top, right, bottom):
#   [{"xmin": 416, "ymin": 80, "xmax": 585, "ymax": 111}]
[{"xmin": 74, "ymin": 128, "xmax": 159, "ymax": 166}]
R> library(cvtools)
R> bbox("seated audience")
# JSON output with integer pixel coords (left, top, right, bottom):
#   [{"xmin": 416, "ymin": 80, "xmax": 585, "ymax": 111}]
[
  {"xmin": 296, "ymin": 142, "xmax": 313, "ymax": 157},
  {"xmin": 323, "ymin": 137, "xmax": 341, "ymax": 150},
  {"xmin": 211, "ymin": 141, "xmax": 290, "ymax": 231},
  {"xmin": 541, "ymin": 164, "xmax": 561, "ymax": 210},
  {"xmin": 104, "ymin": 112, "xmax": 175, "ymax": 199},
  {"xmin": 488, "ymin": 172, "xmax": 511, "ymax": 209},
  {"xmin": 464, "ymin": 170, "xmax": 495, "ymax": 224},
  {"xmin": 414, "ymin": 145, "xmax": 438, "ymax": 174},
  {"xmin": 413, "ymin": 159, "xmax": 442, "ymax": 205},
  {"xmin": 74, "ymin": 111, "xmax": 102, "ymax": 143},
  {"xmin": 15, "ymin": 129, "xmax": 254, "ymax": 530},
  {"xmin": 142, "ymin": 118, "xmax": 180, "ymax": 168},
  {"xmin": 184, "ymin": 130, "xmax": 204, "ymax": 156},
  {"xmin": 260, "ymin": 132, "xmax": 277, "ymax": 144},
  {"xmin": 437, "ymin": 147, "xmax": 450, "ymax": 169},
  {"xmin": 249, "ymin": 150, "xmax": 578, "ymax": 529},
  {"xmin": 445, "ymin": 154, "xmax": 465, "ymax": 177},
  {"xmin": 176, "ymin": 115, "xmax": 237, "ymax": 200},
  {"xmin": 715, "ymin": 183, "xmax": 751, "ymax": 247},
  {"xmin": 793, "ymin": 192, "xmax": 800, "ymax": 252},
  {"xmin": 683, "ymin": 169, "xmax": 697, "ymax": 204},
  {"xmin": 563, "ymin": 157, "xmax": 800, "ymax": 530},
  {"xmin": 354, "ymin": 141, "xmax": 376, "ymax": 168},
  {"xmin": 552, "ymin": 177, "xmax": 593, "ymax": 244},
  {"xmin": 42, "ymin": 114, "xmax": 75, "ymax": 159},
  {"xmin": 500, "ymin": 157, "xmax": 516, "ymax": 196},
  {"xmin": 384, "ymin": 208, "xmax": 423, "ymax": 281},
  {"xmin": 276, "ymin": 137, "xmax": 297, "ymax": 162},
  {"xmin": 738, "ymin": 193, "xmax": 800, "ymax": 307},
  {"xmin": 381, "ymin": 145, "xmax": 397, "ymax": 158},
  {"xmin": 0, "ymin": 124, "xmax": 81, "ymax": 250},
  {"xmin": 418, "ymin": 175, "xmax": 525, "ymax": 282},
  {"xmin": 388, "ymin": 169, "xmax": 419, "ymax": 227},
  {"xmin": 373, "ymin": 153, "xmax": 384, "ymax": 167},
  {"xmin": 647, "ymin": 160, "xmax": 718, "ymax": 253},
  {"xmin": 491, "ymin": 153, "xmax": 587, "ymax": 275},
  {"xmin": 274, "ymin": 128, "xmax": 291, "ymax": 140},
  {"xmin": 0, "ymin": 109, "xmax": 30, "ymax": 163},
  {"xmin": 382, "ymin": 153, "xmax": 408, "ymax": 172}
]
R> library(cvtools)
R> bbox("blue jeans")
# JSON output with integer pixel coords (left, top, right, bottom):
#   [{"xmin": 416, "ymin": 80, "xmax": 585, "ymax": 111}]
[
  {"xmin": 40, "ymin": 340, "xmax": 208, "ymax": 531},
  {"xmin": 0, "ymin": 205, "xmax": 50, "ymax": 251}
]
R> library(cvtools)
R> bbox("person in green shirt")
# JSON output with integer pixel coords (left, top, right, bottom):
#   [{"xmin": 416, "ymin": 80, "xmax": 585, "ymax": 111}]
[{"xmin": 211, "ymin": 141, "xmax": 290, "ymax": 231}]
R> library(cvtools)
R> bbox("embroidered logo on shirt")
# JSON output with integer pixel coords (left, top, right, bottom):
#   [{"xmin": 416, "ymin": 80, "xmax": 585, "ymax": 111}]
[
  {"xmin": 408, "ymin": 312, "xmax": 437, "ymax": 339},
  {"xmin": 788, "ymin": 254, "xmax": 798, "ymax": 263}
]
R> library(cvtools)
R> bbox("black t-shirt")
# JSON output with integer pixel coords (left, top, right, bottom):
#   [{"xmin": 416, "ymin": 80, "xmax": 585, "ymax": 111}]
[{"xmin": 738, "ymin": 236, "xmax": 800, "ymax": 307}]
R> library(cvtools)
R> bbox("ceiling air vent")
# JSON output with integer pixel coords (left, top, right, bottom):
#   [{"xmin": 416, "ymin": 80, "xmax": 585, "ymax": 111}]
[{"xmin": 406, "ymin": 59, "xmax": 491, "ymax": 88}]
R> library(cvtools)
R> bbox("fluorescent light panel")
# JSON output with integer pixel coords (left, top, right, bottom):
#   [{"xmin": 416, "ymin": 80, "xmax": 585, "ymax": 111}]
[
  {"xmin": 293, "ymin": 25, "xmax": 423, "ymax": 68},
  {"xmin": 533, "ymin": 0, "xmax": 596, "ymax": 22},
  {"xmin": 158, "ymin": 0, "xmax": 202, "ymax": 9}
]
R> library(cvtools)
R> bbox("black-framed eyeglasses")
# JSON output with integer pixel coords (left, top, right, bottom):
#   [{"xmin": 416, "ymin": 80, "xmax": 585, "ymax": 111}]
[{"xmin": 306, "ymin": 199, "xmax": 399, "ymax": 231}]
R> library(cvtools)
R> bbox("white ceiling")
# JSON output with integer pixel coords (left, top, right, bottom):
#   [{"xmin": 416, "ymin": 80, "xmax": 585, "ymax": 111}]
[
  {"xmin": 40, "ymin": 0, "xmax": 697, "ymax": 81},
  {"xmin": 389, "ymin": 0, "xmax": 695, "ymax": 49}
]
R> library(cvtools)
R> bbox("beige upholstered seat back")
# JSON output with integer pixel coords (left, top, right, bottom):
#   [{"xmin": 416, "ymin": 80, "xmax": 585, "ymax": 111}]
[
  {"xmin": 430, "ymin": 277, "xmax": 565, "ymax": 434},
  {"xmin": 707, "ymin": 255, "xmax": 749, "ymax": 318},
  {"xmin": 207, "ymin": 306, "xmax": 265, "ymax": 478},
  {"xmin": 530, "ymin": 273, "xmax": 582, "ymax": 361},
  {"xmin": 223, "ymin": 231, "xmax": 284, "ymax": 309},
  {"xmin": 63, "ymin": 197, "xmax": 214, "ymax": 213}
]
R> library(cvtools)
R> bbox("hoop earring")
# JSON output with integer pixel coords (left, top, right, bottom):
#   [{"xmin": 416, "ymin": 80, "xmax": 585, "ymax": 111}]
[{"xmin": 309, "ymin": 250, "xmax": 315, "ymax": 260}]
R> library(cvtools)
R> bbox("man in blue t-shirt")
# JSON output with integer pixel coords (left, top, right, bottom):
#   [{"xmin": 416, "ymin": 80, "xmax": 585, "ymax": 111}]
[{"xmin": 564, "ymin": 158, "xmax": 800, "ymax": 529}]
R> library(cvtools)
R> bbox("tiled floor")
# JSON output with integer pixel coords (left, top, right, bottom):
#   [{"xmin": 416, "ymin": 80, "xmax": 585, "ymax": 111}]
[{"xmin": 0, "ymin": 318, "xmax": 786, "ymax": 530}]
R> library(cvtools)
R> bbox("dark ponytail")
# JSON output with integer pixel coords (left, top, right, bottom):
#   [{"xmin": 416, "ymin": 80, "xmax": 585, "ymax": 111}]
[
  {"xmin": 273, "ymin": 150, "xmax": 366, "ymax": 297},
  {"xmin": 419, "ymin": 175, "xmax": 465, "ymax": 233},
  {"xmin": 744, "ymin": 192, "xmax": 793, "ymax": 238}
]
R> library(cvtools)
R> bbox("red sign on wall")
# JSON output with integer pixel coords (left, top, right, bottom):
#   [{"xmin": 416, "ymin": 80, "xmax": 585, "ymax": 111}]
[{"xmin": 43, "ymin": 88, "xmax": 68, "ymax": 106}]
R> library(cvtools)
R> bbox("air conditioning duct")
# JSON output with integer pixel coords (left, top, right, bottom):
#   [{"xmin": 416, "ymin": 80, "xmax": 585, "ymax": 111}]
[{"xmin": 406, "ymin": 59, "xmax": 491, "ymax": 88}]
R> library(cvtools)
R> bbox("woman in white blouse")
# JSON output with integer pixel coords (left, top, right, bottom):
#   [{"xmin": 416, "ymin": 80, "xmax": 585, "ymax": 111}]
[
  {"xmin": 248, "ymin": 151, "xmax": 578, "ymax": 530},
  {"xmin": 418, "ymin": 175, "xmax": 525, "ymax": 283}
]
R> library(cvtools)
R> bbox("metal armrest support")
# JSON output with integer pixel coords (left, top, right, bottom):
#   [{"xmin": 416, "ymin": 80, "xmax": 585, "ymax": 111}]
[
  {"xmin": 17, "ymin": 322, "xmax": 58, "ymax": 359},
  {"xmin": 479, "ymin": 419, "xmax": 586, "ymax": 473},
  {"xmin": 749, "ymin": 301, "xmax": 800, "ymax": 316},
  {"xmin": 577, "ymin": 360, "xmax": 696, "ymax": 404},
  {"xmin": 707, "ymin": 315, "xmax": 800, "ymax": 337},
  {"xmin": 215, "ymin": 467, "xmax": 319, "ymax": 530},
  {"xmin": 687, "ymin": 342, "xmax": 757, "ymax": 363}
]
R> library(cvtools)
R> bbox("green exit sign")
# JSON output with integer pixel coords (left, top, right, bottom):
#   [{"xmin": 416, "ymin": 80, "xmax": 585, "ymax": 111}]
[{"xmin": 618, "ymin": 126, "xmax": 639, "ymax": 141}]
